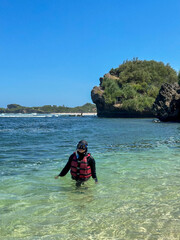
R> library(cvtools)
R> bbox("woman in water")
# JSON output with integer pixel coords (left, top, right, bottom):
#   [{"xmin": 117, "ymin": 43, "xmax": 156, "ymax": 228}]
[{"xmin": 55, "ymin": 140, "xmax": 98, "ymax": 186}]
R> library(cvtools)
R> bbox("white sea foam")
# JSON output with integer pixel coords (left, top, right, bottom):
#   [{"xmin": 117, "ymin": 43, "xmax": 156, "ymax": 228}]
[
  {"xmin": 0, "ymin": 113, "xmax": 97, "ymax": 118},
  {"xmin": 0, "ymin": 113, "xmax": 47, "ymax": 118}
]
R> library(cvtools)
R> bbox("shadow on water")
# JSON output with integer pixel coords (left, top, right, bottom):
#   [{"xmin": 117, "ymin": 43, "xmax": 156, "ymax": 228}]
[
  {"xmin": 56, "ymin": 180, "xmax": 96, "ymax": 206},
  {"xmin": 58, "ymin": 180, "xmax": 92, "ymax": 194}
]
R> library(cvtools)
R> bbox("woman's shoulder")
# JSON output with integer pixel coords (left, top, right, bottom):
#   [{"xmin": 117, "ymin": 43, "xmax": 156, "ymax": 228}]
[
  {"xmin": 69, "ymin": 152, "xmax": 76, "ymax": 160},
  {"xmin": 86, "ymin": 153, "xmax": 94, "ymax": 161}
]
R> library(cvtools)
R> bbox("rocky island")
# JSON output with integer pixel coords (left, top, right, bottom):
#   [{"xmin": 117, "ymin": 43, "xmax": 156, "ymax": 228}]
[{"xmin": 91, "ymin": 59, "xmax": 179, "ymax": 118}]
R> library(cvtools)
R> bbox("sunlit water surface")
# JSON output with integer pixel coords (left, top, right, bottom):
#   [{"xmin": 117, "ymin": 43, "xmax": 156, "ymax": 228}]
[{"xmin": 0, "ymin": 115, "xmax": 180, "ymax": 239}]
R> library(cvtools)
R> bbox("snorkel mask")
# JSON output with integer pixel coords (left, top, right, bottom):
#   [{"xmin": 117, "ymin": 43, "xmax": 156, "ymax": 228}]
[{"xmin": 76, "ymin": 140, "xmax": 88, "ymax": 151}]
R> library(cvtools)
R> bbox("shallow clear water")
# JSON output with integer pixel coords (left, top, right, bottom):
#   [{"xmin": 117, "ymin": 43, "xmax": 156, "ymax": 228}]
[{"xmin": 0, "ymin": 115, "xmax": 180, "ymax": 239}]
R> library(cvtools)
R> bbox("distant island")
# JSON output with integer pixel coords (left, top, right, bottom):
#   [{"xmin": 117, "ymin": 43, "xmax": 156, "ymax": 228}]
[
  {"xmin": 0, "ymin": 103, "xmax": 97, "ymax": 114},
  {"xmin": 91, "ymin": 58, "xmax": 179, "ymax": 118}
]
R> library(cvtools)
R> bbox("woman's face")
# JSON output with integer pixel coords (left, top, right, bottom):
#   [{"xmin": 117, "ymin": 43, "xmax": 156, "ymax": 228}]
[{"xmin": 77, "ymin": 148, "xmax": 86, "ymax": 153}]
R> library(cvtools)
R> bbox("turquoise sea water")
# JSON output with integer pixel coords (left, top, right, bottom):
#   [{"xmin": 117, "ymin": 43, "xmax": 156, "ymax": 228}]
[{"xmin": 0, "ymin": 115, "xmax": 180, "ymax": 240}]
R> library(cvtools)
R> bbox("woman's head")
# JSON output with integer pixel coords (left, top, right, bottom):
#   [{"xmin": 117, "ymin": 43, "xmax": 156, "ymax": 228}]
[{"xmin": 76, "ymin": 140, "xmax": 88, "ymax": 153}]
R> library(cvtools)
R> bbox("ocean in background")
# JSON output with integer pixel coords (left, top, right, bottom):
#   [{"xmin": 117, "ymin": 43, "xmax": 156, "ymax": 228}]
[{"xmin": 0, "ymin": 114, "xmax": 180, "ymax": 240}]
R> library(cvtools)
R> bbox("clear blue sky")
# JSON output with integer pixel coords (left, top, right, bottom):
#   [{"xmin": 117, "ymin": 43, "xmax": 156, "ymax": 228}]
[{"xmin": 0, "ymin": 0, "xmax": 180, "ymax": 108}]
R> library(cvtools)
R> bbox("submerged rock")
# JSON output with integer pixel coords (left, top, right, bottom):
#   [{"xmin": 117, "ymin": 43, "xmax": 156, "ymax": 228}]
[{"xmin": 153, "ymin": 83, "xmax": 180, "ymax": 121}]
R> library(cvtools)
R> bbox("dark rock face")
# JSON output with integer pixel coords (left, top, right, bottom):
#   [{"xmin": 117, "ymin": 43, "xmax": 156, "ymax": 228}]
[
  {"xmin": 7, "ymin": 104, "xmax": 21, "ymax": 109},
  {"xmin": 91, "ymin": 86, "xmax": 153, "ymax": 118},
  {"xmin": 91, "ymin": 86, "xmax": 105, "ymax": 115},
  {"xmin": 153, "ymin": 83, "xmax": 180, "ymax": 121}
]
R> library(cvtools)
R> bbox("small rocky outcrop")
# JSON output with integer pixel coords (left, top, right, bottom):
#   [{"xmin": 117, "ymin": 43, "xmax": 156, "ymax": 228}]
[{"xmin": 153, "ymin": 83, "xmax": 180, "ymax": 121}]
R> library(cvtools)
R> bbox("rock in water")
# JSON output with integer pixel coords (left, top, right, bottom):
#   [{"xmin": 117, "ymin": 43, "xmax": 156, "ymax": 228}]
[{"xmin": 153, "ymin": 83, "xmax": 180, "ymax": 121}]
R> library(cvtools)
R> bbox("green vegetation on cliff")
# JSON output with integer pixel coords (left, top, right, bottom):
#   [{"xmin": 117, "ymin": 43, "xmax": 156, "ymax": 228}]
[
  {"xmin": 178, "ymin": 71, "xmax": 180, "ymax": 85},
  {"xmin": 0, "ymin": 103, "xmax": 96, "ymax": 114},
  {"xmin": 101, "ymin": 59, "xmax": 178, "ymax": 112}
]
